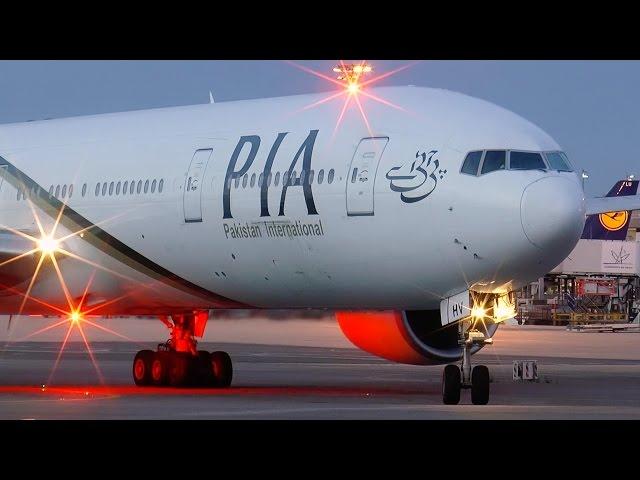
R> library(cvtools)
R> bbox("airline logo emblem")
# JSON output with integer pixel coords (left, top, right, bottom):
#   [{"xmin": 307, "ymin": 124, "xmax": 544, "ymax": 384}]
[
  {"xmin": 223, "ymin": 130, "xmax": 319, "ymax": 219},
  {"xmin": 599, "ymin": 211, "xmax": 628, "ymax": 231},
  {"xmin": 386, "ymin": 150, "xmax": 446, "ymax": 203}
]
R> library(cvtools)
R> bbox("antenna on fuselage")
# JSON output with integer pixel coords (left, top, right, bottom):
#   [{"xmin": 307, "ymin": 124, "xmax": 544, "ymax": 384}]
[{"xmin": 209, "ymin": 91, "xmax": 215, "ymax": 104}]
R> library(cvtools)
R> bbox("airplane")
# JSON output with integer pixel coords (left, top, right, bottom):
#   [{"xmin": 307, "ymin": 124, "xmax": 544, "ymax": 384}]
[
  {"xmin": 580, "ymin": 179, "xmax": 638, "ymax": 240},
  {"xmin": 0, "ymin": 83, "xmax": 638, "ymax": 405}
]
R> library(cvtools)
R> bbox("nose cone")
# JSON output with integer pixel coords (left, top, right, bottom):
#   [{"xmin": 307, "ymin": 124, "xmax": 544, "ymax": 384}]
[{"xmin": 521, "ymin": 176, "xmax": 585, "ymax": 251}]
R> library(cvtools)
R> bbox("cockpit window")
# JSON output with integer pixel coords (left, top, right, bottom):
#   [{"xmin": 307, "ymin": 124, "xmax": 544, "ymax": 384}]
[
  {"xmin": 461, "ymin": 151, "xmax": 483, "ymax": 175},
  {"xmin": 509, "ymin": 151, "xmax": 546, "ymax": 170},
  {"xmin": 481, "ymin": 150, "xmax": 506, "ymax": 174},
  {"xmin": 545, "ymin": 151, "xmax": 573, "ymax": 172}
]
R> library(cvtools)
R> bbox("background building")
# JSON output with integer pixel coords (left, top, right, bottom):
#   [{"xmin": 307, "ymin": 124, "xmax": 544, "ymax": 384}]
[{"xmin": 516, "ymin": 182, "xmax": 640, "ymax": 325}]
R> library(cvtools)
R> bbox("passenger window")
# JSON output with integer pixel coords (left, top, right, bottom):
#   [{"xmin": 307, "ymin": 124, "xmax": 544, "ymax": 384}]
[
  {"xmin": 250, "ymin": 173, "xmax": 256, "ymax": 188},
  {"xmin": 318, "ymin": 169, "xmax": 325, "ymax": 184},
  {"xmin": 123, "ymin": 181, "xmax": 128, "ymax": 195},
  {"xmin": 274, "ymin": 172, "xmax": 280, "ymax": 187},
  {"xmin": 481, "ymin": 151, "xmax": 506, "ymax": 174},
  {"xmin": 69, "ymin": 185, "xmax": 73, "ymax": 198},
  {"xmin": 545, "ymin": 152, "xmax": 573, "ymax": 172},
  {"xmin": 49, "ymin": 185, "xmax": 54, "ymax": 197},
  {"xmin": 291, "ymin": 171, "xmax": 297, "ymax": 184},
  {"xmin": 82, "ymin": 184, "xmax": 87, "ymax": 197},
  {"xmin": 61, "ymin": 185, "xmax": 67, "ymax": 198},
  {"xmin": 242, "ymin": 175, "xmax": 248, "ymax": 188},
  {"xmin": 308, "ymin": 169, "xmax": 315, "ymax": 185},
  {"xmin": 95, "ymin": 183, "xmax": 100, "ymax": 196},
  {"xmin": 234, "ymin": 177, "xmax": 240, "ymax": 189},
  {"xmin": 16, "ymin": 189, "xmax": 21, "ymax": 201},
  {"xmin": 130, "ymin": 181, "xmax": 135, "ymax": 195},
  {"xmin": 267, "ymin": 173, "xmax": 272, "ymax": 187},
  {"xmin": 137, "ymin": 180, "xmax": 142, "ymax": 194},
  {"xmin": 102, "ymin": 183, "xmax": 107, "ymax": 196},
  {"xmin": 283, "ymin": 172, "xmax": 290, "ymax": 186},
  {"xmin": 116, "ymin": 181, "xmax": 121, "ymax": 195},
  {"xmin": 461, "ymin": 151, "xmax": 483, "ymax": 175},
  {"xmin": 258, "ymin": 173, "xmax": 264, "ymax": 187},
  {"xmin": 351, "ymin": 168, "xmax": 358, "ymax": 183},
  {"xmin": 158, "ymin": 179, "xmax": 164, "ymax": 193},
  {"xmin": 109, "ymin": 182, "xmax": 114, "ymax": 196},
  {"xmin": 328, "ymin": 169, "xmax": 335, "ymax": 184},
  {"xmin": 144, "ymin": 180, "xmax": 149, "ymax": 193},
  {"xmin": 510, "ymin": 151, "xmax": 546, "ymax": 170},
  {"xmin": 55, "ymin": 185, "xmax": 60, "ymax": 198},
  {"xmin": 151, "ymin": 179, "xmax": 157, "ymax": 193}
]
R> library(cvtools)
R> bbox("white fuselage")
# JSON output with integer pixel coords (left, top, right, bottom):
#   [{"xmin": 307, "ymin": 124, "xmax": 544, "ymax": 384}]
[{"xmin": 0, "ymin": 86, "xmax": 585, "ymax": 315}]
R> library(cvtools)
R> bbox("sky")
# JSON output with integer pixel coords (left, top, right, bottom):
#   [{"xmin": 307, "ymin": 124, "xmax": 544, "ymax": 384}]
[{"xmin": 0, "ymin": 60, "xmax": 637, "ymax": 196}]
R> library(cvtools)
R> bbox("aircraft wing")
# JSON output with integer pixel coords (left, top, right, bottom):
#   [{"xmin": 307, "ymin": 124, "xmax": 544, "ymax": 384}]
[{"xmin": 585, "ymin": 195, "xmax": 640, "ymax": 215}]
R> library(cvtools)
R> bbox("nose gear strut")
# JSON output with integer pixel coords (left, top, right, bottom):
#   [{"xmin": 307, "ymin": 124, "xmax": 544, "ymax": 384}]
[{"xmin": 442, "ymin": 319, "xmax": 492, "ymax": 405}]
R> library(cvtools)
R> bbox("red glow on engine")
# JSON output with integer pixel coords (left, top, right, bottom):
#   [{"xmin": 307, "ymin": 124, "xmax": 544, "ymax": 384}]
[{"xmin": 336, "ymin": 311, "xmax": 432, "ymax": 365}]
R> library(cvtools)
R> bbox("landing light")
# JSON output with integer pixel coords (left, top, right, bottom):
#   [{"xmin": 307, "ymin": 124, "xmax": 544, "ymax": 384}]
[
  {"xmin": 37, "ymin": 236, "xmax": 59, "ymax": 255},
  {"xmin": 70, "ymin": 311, "xmax": 81, "ymax": 324},
  {"xmin": 471, "ymin": 307, "xmax": 487, "ymax": 319},
  {"xmin": 495, "ymin": 304, "xmax": 516, "ymax": 322}
]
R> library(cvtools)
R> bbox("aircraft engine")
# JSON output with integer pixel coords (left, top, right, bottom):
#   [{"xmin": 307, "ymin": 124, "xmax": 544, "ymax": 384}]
[{"xmin": 336, "ymin": 310, "xmax": 499, "ymax": 365}]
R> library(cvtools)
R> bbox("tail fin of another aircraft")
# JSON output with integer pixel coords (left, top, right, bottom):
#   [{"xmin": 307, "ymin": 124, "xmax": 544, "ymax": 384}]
[{"xmin": 581, "ymin": 180, "xmax": 639, "ymax": 240}]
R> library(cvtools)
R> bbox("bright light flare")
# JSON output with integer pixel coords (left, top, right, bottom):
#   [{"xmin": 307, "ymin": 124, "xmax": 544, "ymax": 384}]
[
  {"xmin": 494, "ymin": 297, "xmax": 516, "ymax": 323},
  {"xmin": 37, "ymin": 235, "xmax": 59, "ymax": 255},
  {"xmin": 70, "ymin": 311, "xmax": 81, "ymax": 324},
  {"xmin": 286, "ymin": 60, "xmax": 416, "ymax": 139},
  {"xmin": 333, "ymin": 62, "xmax": 373, "ymax": 83},
  {"xmin": 471, "ymin": 307, "xmax": 487, "ymax": 319}
]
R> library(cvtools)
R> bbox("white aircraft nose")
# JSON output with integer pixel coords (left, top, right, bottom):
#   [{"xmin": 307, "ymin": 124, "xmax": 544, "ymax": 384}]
[{"xmin": 520, "ymin": 176, "xmax": 585, "ymax": 251}]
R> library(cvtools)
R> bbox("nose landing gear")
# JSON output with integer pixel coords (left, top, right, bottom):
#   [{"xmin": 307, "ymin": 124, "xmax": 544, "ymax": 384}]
[
  {"xmin": 442, "ymin": 322, "xmax": 492, "ymax": 405},
  {"xmin": 132, "ymin": 312, "xmax": 233, "ymax": 388}
]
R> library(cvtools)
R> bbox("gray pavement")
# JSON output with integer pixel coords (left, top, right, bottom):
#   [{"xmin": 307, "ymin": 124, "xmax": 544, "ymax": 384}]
[{"xmin": 0, "ymin": 325, "xmax": 639, "ymax": 419}]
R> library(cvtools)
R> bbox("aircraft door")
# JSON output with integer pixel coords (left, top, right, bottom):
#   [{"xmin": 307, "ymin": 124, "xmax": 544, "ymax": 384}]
[
  {"xmin": 346, "ymin": 137, "xmax": 389, "ymax": 216},
  {"xmin": 183, "ymin": 149, "xmax": 212, "ymax": 223}
]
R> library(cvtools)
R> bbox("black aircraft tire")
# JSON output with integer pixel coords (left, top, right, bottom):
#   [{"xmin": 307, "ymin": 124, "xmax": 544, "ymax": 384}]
[
  {"xmin": 133, "ymin": 350, "xmax": 155, "ymax": 386},
  {"xmin": 471, "ymin": 365, "xmax": 490, "ymax": 405},
  {"xmin": 442, "ymin": 364, "xmax": 461, "ymax": 405},
  {"xmin": 210, "ymin": 351, "xmax": 233, "ymax": 388}
]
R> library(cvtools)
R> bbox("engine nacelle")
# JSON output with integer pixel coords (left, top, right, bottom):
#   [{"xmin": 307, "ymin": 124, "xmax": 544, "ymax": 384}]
[{"xmin": 336, "ymin": 309, "xmax": 499, "ymax": 365}]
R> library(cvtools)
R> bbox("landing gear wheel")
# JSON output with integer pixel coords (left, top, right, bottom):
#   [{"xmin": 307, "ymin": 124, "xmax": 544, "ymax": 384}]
[
  {"xmin": 210, "ymin": 351, "xmax": 233, "ymax": 387},
  {"xmin": 168, "ymin": 353, "xmax": 190, "ymax": 387},
  {"xmin": 471, "ymin": 365, "xmax": 490, "ymax": 405},
  {"xmin": 196, "ymin": 350, "xmax": 212, "ymax": 386},
  {"xmin": 150, "ymin": 352, "xmax": 168, "ymax": 386},
  {"xmin": 442, "ymin": 364, "xmax": 461, "ymax": 405},
  {"xmin": 133, "ymin": 350, "xmax": 154, "ymax": 386}
]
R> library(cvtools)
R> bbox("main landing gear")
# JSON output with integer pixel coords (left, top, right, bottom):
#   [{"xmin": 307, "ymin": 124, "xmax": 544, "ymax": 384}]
[
  {"xmin": 132, "ymin": 312, "xmax": 233, "ymax": 388},
  {"xmin": 442, "ymin": 321, "xmax": 492, "ymax": 405}
]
